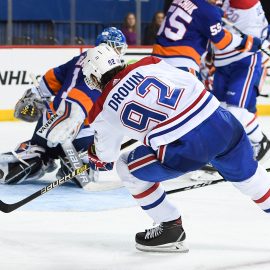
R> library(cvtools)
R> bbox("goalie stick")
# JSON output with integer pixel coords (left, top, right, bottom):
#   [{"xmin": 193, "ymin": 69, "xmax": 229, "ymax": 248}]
[{"xmin": 29, "ymin": 73, "xmax": 93, "ymax": 188}]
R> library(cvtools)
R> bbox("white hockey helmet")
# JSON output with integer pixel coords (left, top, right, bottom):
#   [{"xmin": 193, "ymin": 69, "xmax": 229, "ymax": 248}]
[{"xmin": 82, "ymin": 44, "xmax": 123, "ymax": 90}]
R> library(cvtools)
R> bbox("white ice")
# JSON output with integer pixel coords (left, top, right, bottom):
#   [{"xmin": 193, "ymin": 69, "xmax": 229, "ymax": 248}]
[{"xmin": 0, "ymin": 118, "xmax": 270, "ymax": 270}]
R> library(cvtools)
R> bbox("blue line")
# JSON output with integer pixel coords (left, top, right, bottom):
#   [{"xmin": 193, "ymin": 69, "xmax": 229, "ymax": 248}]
[
  {"xmin": 264, "ymin": 208, "xmax": 270, "ymax": 213},
  {"xmin": 247, "ymin": 125, "xmax": 259, "ymax": 136},
  {"xmin": 141, "ymin": 192, "xmax": 166, "ymax": 210},
  {"xmin": 148, "ymin": 94, "xmax": 213, "ymax": 145}
]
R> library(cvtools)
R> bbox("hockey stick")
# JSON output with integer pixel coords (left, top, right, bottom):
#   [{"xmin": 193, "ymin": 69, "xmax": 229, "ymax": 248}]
[
  {"xmin": 221, "ymin": 17, "xmax": 270, "ymax": 57},
  {"xmin": 0, "ymin": 139, "xmax": 137, "ymax": 213},
  {"xmin": 167, "ymin": 168, "xmax": 270, "ymax": 195},
  {"xmin": 166, "ymin": 179, "xmax": 225, "ymax": 194},
  {"xmin": 0, "ymin": 164, "xmax": 268, "ymax": 213},
  {"xmin": 29, "ymin": 73, "xmax": 93, "ymax": 188}
]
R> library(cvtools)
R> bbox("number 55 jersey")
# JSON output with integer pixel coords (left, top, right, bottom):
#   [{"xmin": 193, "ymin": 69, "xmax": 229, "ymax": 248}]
[
  {"xmin": 88, "ymin": 57, "xmax": 220, "ymax": 162},
  {"xmin": 152, "ymin": 0, "xmax": 243, "ymax": 71}
]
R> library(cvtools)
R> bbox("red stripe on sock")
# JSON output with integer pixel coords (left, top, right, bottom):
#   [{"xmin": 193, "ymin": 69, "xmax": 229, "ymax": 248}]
[
  {"xmin": 133, "ymin": 183, "xmax": 160, "ymax": 199},
  {"xmin": 254, "ymin": 188, "xmax": 270, "ymax": 204}
]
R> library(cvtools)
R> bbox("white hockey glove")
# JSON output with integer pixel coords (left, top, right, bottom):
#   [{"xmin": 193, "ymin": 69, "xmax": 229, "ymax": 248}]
[
  {"xmin": 14, "ymin": 87, "xmax": 47, "ymax": 122},
  {"xmin": 37, "ymin": 99, "xmax": 85, "ymax": 147}
]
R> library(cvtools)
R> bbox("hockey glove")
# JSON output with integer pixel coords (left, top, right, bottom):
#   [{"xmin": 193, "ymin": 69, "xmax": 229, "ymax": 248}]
[
  {"xmin": 14, "ymin": 88, "xmax": 46, "ymax": 122},
  {"xmin": 235, "ymin": 34, "xmax": 261, "ymax": 53},
  {"xmin": 88, "ymin": 144, "xmax": 114, "ymax": 171}
]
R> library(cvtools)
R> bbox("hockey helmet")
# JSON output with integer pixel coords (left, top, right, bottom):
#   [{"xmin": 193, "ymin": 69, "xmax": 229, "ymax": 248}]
[
  {"xmin": 95, "ymin": 27, "xmax": 127, "ymax": 56},
  {"xmin": 82, "ymin": 44, "xmax": 123, "ymax": 89}
]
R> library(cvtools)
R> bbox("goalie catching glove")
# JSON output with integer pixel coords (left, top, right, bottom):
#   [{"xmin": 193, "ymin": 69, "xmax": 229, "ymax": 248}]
[
  {"xmin": 37, "ymin": 99, "xmax": 85, "ymax": 147},
  {"xmin": 14, "ymin": 87, "xmax": 48, "ymax": 122},
  {"xmin": 88, "ymin": 144, "xmax": 114, "ymax": 171}
]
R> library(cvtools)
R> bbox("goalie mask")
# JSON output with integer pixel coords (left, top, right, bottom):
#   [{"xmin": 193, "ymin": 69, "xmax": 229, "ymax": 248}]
[
  {"xmin": 82, "ymin": 44, "xmax": 123, "ymax": 90},
  {"xmin": 95, "ymin": 27, "xmax": 128, "ymax": 56}
]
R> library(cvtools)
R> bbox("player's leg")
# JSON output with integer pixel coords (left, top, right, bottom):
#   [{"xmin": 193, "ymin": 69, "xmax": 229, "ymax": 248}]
[
  {"xmin": 116, "ymin": 107, "xmax": 246, "ymax": 252},
  {"xmin": 211, "ymin": 121, "xmax": 270, "ymax": 213},
  {"xmin": 225, "ymin": 54, "xmax": 270, "ymax": 162},
  {"xmin": 116, "ymin": 148, "xmax": 187, "ymax": 253}
]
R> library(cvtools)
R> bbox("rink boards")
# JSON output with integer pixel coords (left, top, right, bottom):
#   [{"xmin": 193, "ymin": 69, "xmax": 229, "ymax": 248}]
[{"xmin": 0, "ymin": 45, "xmax": 270, "ymax": 121}]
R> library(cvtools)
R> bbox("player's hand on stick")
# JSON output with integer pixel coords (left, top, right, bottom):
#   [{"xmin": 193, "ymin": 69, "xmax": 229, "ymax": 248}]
[
  {"xmin": 14, "ymin": 88, "xmax": 47, "ymax": 122},
  {"xmin": 37, "ymin": 99, "xmax": 84, "ymax": 147},
  {"xmin": 88, "ymin": 144, "xmax": 114, "ymax": 171},
  {"xmin": 236, "ymin": 34, "xmax": 261, "ymax": 53}
]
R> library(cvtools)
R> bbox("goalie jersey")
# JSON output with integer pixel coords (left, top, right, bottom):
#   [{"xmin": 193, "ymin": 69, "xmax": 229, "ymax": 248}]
[
  {"xmin": 37, "ymin": 52, "xmax": 101, "ymax": 123},
  {"xmin": 88, "ymin": 57, "xmax": 220, "ymax": 162}
]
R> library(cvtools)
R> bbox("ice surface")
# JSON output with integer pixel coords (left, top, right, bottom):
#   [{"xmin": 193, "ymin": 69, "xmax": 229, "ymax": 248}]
[{"xmin": 0, "ymin": 119, "xmax": 270, "ymax": 270}]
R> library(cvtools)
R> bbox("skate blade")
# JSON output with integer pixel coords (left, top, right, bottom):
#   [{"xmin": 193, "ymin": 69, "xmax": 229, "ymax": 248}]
[
  {"xmin": 190, "ymin": 170, "xmax": 222, "ymax": 182},
  {"xmin": 135, "ymin": 241, "xmax": 189, "ymax": 253}
]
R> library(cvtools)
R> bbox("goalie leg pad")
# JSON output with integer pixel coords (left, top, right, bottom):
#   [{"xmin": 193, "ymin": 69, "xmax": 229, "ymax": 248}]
[{"xmin": 0, "ymin": 157, "xmax": 43, "ymax": 184}]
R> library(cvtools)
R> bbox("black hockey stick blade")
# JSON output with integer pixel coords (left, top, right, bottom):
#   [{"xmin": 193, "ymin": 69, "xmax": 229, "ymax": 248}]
[{"xmin": 0, "ymin": 164, "xmax": 89, "ymax": 213}]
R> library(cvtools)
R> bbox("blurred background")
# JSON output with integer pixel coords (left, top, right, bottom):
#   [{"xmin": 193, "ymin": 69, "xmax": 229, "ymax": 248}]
[{"xmin": 0, "ymin": 0, "xmax": 169, "ymax": 46}]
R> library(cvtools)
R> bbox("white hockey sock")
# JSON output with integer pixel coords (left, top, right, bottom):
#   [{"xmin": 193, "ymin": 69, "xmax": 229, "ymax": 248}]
[
  {"xmin": 232, "ymin": 164, "xmax": 270, "ymax": 213},
  {"xmin": 226, "ymin": 105, "xmax": 263, "ymax": 143},
  {"xmin": 116, "ymin": 152, "xmax": 181, "ymax": 223}
]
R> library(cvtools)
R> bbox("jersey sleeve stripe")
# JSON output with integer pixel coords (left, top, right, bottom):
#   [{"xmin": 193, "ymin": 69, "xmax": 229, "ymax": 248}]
[
  {"xmin": 152, "ymin": 44, "xmax": 201, "ymax": 65},
  {"xmin": 144, "ymin": 91, "xmax": 220, "ymax": 148},
  {"xmin": 67, "ymin": 88, "xmax": 93, "ymax": 116},
  {"xmin": 154, "ymin": 89, "xmax": 207, "ymax": 129},
  {"xmin": 44, "ymin": 69, "xmax": 62, "ymax": 94},
  {"xmin": 213, "ymin": 29, "xmax": 233, "ymax": 50}
]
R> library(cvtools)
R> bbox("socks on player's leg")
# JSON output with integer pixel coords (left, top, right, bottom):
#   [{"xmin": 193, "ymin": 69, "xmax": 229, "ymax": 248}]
[{"xmin": 232, "ymin": 164, "xmax": 270, "ymax": 213}]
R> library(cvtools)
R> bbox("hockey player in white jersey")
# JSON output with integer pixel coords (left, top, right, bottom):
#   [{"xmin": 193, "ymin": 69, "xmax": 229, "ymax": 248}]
[
  {"xmin": 212, "ymin": 0, "xmax": 270, "ymax": 162},
  {"xmin": 62, "ymin": 44, "xmax": 270, "ymax": 252}
]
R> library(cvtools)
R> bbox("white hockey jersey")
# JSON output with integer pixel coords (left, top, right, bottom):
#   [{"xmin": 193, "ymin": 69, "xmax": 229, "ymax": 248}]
[
  {"xmin": 214, "ymin": 0, "xmax": 268, "ymax": 66},
  {"xmin": 88, "ymin": 57, "xmax": 220, "ymax": 162}
]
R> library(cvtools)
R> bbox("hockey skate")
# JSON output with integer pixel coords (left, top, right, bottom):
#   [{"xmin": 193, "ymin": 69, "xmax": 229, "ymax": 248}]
[
  {"xmin": 252, "ymin": 133, "xmax": 270, "ymax": 164},
  {"xmin": 135, "ymin": 217, "xmax": 189, "ymax": 253}
]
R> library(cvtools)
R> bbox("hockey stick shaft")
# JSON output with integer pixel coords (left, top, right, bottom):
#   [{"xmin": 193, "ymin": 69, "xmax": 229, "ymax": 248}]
[
  {"xmin": 166, "ymin": 179, "xmax": 225, "ymax": 194},
  {"xmin": 1, "ymin": 165, "xmax": 269, "ymax": 213},
  {"xmin": 166, "ymin": 168, "xmax": 270, "ymax": 195},
  {"xmin": 0, "ymin": 165, "xmax": 89, "ymax": 213},
  {"xmin": 0, "ymin": 139, "xmax": 137, "ymax": 213},
  {"xmin": 222, "ymin": 17, "xmax": 270, "ymax": 57}
]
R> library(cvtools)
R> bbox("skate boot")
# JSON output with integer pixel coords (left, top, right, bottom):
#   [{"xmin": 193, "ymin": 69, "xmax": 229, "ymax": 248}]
[
  {"xmin": 253, "ymin": 133, "xmax": 270, "ymax": 164},
  {"xmin": 135, "ymin": 217, "xmax": 189, "ymax": 253}
]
